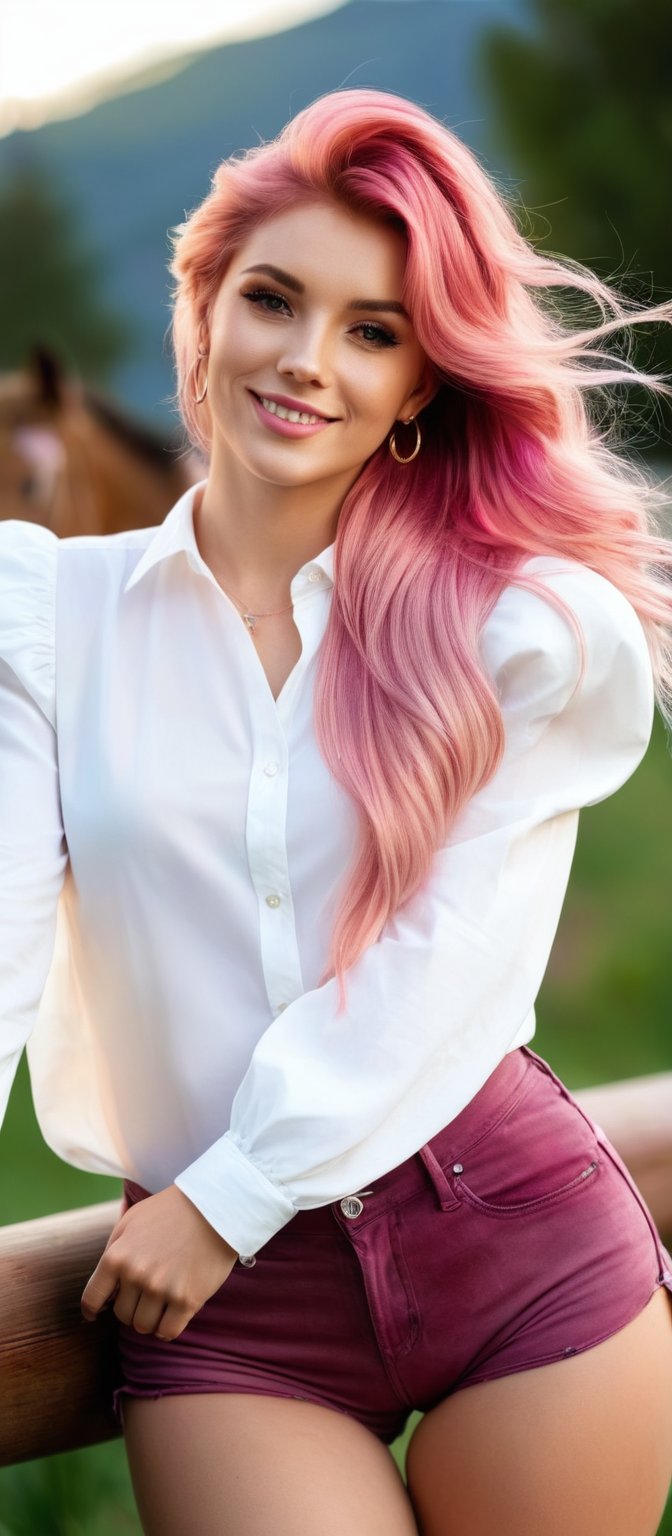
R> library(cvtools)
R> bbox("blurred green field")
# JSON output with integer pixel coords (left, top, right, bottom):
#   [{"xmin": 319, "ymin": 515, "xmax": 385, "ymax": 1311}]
[{"xmin": 1, "ymin": 712, "xmax": 671, "ymax": 1533}]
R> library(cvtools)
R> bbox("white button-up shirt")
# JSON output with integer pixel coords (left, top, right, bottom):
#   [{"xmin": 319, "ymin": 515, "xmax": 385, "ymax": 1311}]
[{"xmin": 0, "ymin": 481, "xmax": 655, "ymax": 1256}]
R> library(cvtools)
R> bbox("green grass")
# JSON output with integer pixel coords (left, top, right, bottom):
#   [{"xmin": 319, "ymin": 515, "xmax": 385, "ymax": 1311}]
[
  {"xmin": 1, "ymin": 714, "xmax": 671, "ymax": 1531},
  {"xmin": 0, "ymin": 1442, "xmax": 140, "ymax": 1536}
]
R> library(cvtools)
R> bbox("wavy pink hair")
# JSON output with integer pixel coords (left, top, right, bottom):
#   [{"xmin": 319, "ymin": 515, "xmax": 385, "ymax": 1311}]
[{"xmin": 168, "ymin": 88, "xmax": 672, "ymax": 1011}]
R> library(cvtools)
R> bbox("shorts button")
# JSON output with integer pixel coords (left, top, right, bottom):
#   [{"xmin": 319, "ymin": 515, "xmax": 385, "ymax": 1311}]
[
  {"xmin": 340, "ymin": 1195, "xmax": 365, "ymax": 1218},
  {"xmin": 452, "ymin": 1163, "xmax": 464, "ymax": 1175}
]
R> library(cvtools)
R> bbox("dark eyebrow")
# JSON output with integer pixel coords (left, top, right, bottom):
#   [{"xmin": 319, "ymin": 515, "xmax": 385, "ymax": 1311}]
[{"xmin": 240, "ymin": 263, "xmax": 410, "ymax": 320}]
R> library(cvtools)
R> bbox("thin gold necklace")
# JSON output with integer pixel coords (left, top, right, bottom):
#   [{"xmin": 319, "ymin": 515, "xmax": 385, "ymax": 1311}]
[
  {"xmin": 194, "ymin": 493, "xmax": 293, "ymax": 633},
  {"xmin": 223, "ymin": 586, "xmax": 294, "ymax": 634}
]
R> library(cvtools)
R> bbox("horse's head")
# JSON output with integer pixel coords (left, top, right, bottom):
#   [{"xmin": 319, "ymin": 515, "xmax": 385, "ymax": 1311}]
[
  {"xmin": 0, "ymin": 347, "xmax": 205, "ymax": 535},
  {"xmin": 0, "ymin": 347, "xmax": 75, "ymax": 529}
]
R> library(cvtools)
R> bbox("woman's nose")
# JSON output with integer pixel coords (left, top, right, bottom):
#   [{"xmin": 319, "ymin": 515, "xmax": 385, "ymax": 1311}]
[{"xmin": 276, "ymin": 324, "xmax": 334, "ymax": 385}]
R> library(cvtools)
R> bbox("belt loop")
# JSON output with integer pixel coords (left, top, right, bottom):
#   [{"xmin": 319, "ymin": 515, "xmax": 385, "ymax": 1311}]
[{"xmin": 418, "ymin": 1142, "xmax": 462, "ymax": 1211}]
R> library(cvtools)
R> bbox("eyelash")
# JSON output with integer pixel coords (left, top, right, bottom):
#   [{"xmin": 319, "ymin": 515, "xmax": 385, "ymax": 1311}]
[{"xmin": 242, "ymin": 287, "xmax": 401, "ymax": 348}]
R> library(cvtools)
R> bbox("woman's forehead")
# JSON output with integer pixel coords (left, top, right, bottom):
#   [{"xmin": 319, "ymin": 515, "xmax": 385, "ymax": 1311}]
[{"xmin": 228, "ymin": 202, "xmax": 408, "ymax": 291}]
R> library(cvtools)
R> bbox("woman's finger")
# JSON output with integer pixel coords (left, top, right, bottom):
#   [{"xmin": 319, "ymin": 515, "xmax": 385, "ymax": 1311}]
[
  {"xmin": 151, "ymin": 1297, "xmax": 196, "ymax": 1343},
  {"xmin": 111, "ymin": 1280, "xmax": 143, "ymax": 1328},
  {"xmin": 130, "ymin": 1290, "xmax": 171, "ymax": 1337},
  {"xmin": 81, "ymin": 1252, "xmax": 122, "ymax": 1318}
]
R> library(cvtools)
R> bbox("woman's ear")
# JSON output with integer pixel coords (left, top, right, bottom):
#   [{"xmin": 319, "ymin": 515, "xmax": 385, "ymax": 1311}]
[{"xmin": 402, "ymin": 364, "xmax": 442, "ymax": 420}]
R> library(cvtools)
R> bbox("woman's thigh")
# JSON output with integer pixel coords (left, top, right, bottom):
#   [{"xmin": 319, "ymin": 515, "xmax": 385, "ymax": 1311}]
[
  {"xmin": 405, "ymin": 1285, "xmax": 672, "ymax": 1536},
  {"xmin": 122, "ymin": 1390, "xmax": 420, "ymax": 1536}
]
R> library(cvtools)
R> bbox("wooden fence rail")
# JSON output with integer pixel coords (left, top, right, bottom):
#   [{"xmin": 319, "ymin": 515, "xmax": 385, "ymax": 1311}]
[
  {"xmin": 0, "ymin": 1199, "xmax": 122, "ymax": 1467},
  {"xmin": 1, "ymin": 1071, "xmax": 671, "ymax": 1468}
]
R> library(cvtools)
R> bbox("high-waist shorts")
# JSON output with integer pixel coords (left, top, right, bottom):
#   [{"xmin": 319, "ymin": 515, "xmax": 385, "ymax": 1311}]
[{"xmin": 111, "ymin": 1045, "xmax": 672, "ymax": 1445}]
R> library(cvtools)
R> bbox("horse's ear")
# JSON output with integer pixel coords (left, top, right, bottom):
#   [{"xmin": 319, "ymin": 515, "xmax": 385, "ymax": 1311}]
[{"xmin": 27, "ymin": 345, "xmax": 65, "ymax": 406}]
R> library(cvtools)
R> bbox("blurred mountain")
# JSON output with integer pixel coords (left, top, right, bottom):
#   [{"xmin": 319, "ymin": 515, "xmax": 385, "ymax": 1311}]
[{"xmin": 0, "ymin": 0, "xmax": 527, "ymax": 425}]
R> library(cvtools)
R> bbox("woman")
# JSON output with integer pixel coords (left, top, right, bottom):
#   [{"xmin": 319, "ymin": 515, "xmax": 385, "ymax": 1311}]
[{"xmin": 1, "ymin": 89, "xmax": 672, "ymax": 1534}]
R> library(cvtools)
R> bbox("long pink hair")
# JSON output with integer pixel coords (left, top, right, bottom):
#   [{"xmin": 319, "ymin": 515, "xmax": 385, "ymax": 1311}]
[{"xmin": 168, "ymin": 88, "xmax": 672, "ymax": 1011}]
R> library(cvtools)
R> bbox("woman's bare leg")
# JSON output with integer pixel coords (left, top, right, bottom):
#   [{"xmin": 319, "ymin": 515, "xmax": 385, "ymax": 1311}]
[
  {"xmin": 122, "ymin": 1391, "xmax": 419, "ymax": 1536},
  {"xmin": 405, "ymin": 1285, "xmax": 672, "ymax": 1535}
]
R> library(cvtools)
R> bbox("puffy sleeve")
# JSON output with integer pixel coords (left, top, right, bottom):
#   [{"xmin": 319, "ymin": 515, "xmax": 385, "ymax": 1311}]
[
  {"xmin": 0, "ymin": 520, "xmax": 68, "ymax": 1132},
  {"xmin": 173, "ymin": 557, "xmax": 656, "ymax": 1256}
]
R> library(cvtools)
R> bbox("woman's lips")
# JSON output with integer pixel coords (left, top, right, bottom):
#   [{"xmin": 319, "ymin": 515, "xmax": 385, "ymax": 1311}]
[{"xmin": 248, "ymin": 391, "xmax": 334, "ymax": 439}]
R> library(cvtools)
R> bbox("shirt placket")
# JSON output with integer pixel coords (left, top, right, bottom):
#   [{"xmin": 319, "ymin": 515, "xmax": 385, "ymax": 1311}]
[
  {"xmin": 246, "ymin": 721, "xmax": 302, "ymax": 1017},
  {"xmin": 245, "ymin": 563, "xmax": 331, "ymax": 1020}
]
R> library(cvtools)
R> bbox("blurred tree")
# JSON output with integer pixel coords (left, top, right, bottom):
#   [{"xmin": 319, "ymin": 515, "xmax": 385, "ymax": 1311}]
[
  {"xmin": 0, "ymin": 157, "xmax": 135, "ymax": 383},
  {"xmin": 479, "ymin": 0, "xmax": 672, "ymax": 449}
]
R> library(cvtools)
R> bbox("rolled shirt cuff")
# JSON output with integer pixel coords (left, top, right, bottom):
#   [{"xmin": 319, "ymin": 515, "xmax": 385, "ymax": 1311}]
[{"xmin": 173, "ymin": 1133, "xmax": 297, "ymax": 1257}]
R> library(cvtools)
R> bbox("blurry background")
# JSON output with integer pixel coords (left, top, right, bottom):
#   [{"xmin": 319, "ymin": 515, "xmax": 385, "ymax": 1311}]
[{"xmin": 1, "ymin": 0, "xmax": 671, "ymax": 1529}]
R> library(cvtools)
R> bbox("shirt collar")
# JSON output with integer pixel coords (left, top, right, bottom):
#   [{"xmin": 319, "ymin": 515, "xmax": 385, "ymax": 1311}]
[{"xmin": 123, "ymin": 479, "xmax": 335, "ymax": 595}]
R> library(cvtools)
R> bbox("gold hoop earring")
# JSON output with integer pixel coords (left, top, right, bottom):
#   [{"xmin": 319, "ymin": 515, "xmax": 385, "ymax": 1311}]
[
  {"xmin": 389, "ymin": 416, "xmax": 421, "ymax": 464},
  {"xmin": 194, "ymin": 349, "xmax": 208, "ymax": 405}
]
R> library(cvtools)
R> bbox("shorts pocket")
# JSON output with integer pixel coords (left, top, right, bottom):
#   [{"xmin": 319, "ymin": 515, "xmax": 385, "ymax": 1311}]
[
  {"xmin": 454, "ymin": 1155, "xmax": 601, "ymax": 1218},
  {"xmin": 447, "ymin": 1065, "xmax": 603, "ymax": 1218}
]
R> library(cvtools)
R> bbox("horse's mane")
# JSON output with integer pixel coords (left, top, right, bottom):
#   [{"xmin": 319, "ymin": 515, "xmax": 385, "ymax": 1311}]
[{"xmin": 83, "ymin": 386, "xmax": 190, "ymax": 471}]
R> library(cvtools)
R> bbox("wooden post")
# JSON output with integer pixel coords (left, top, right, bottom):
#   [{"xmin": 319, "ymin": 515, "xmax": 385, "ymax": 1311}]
[{"xmin": 0, "ymin": 1199, "xmax": 123, "ymax": 1467}]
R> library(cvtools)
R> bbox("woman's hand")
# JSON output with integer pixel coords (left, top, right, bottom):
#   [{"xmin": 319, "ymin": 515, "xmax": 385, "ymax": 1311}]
[{"xmin": 80, "ymin": 1185, "xmax": 240, "ymax": 1341}]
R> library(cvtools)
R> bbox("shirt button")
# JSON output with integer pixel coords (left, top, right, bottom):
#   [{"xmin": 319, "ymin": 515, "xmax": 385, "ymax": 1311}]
[
  {"xmin": 264, "ymin": 761, "xmax": 278, "ymax": 776},
  {"xmin": 307, "ymin": 568, "xmax": 322, "ymax": 583},
  {"xmin": 266, "ymin": 894, "xmax": 281, "ymax": 908},
  {"xmin": 276, "ymin": 1002, "xmax": 288, "ymax": 1013}
]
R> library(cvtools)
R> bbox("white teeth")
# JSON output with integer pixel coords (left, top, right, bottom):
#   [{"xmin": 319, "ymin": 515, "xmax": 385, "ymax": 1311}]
[{"xmin": 259, "ymin": 396, "xmax": 324, "ymax": 425}]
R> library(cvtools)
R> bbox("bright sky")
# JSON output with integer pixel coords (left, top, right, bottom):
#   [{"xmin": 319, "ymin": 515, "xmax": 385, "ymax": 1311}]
[{"xmin": 0, "ymin": 0, "xmax": 339, "ymax": 136}]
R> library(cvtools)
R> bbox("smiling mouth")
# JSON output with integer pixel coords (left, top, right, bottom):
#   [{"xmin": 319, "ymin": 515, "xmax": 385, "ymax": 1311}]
[{"xmin": 250, "ymin": 391, "xmax": 335, "ymax": 425}]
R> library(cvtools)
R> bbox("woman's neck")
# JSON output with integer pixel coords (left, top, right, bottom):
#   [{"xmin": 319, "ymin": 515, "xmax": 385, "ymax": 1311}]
[{"xmin": 193, "ymin": 455, "xmax": 352, "ymax": 600}]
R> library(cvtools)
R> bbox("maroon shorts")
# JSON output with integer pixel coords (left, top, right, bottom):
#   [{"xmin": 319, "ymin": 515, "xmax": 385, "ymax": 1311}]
[{"xmin": 112, "ymin": 1045, "xmax": 672, "ymax": 1445}]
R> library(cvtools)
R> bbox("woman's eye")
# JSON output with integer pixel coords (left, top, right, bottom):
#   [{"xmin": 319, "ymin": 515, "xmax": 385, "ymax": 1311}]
[
  {"xmin": 240, "ymin": 288, "xmax": 398, "ymax": 347},
  {"xmin": 354, "ymin": 322, "xmax": 400, "ymax": 349},
  {"xmin": 243, "ymin": 288, "xmax": 291, "ymax": 314}
]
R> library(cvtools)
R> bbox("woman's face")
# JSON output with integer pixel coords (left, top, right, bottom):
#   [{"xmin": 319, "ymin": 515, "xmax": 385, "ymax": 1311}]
[{"xmin": 202, "ymin": 198, "xmax": 437, "ymax": 493}]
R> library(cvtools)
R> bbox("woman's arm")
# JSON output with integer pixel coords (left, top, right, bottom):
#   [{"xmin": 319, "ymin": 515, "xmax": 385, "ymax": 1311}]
[{"xmin": 0, "ymin": 521, "xmax": 68, "ymax": 1132}]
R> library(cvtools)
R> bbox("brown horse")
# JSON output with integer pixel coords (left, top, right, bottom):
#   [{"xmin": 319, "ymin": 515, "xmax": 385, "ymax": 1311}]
[{"xmin": 0, "ymin": 346, "xmax": 204, "ymax": 535}]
